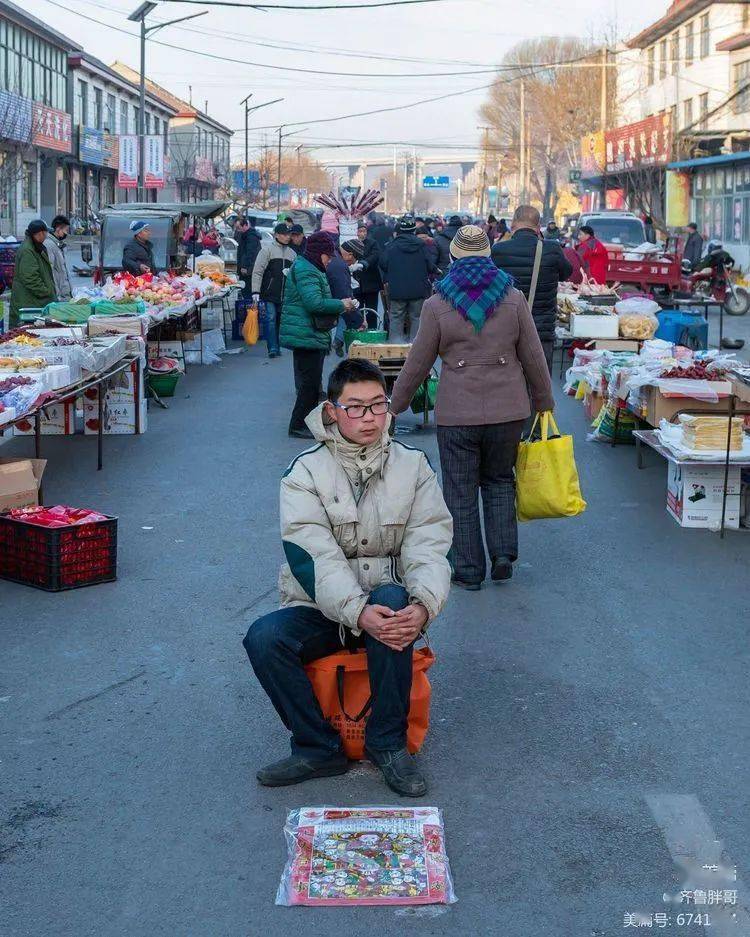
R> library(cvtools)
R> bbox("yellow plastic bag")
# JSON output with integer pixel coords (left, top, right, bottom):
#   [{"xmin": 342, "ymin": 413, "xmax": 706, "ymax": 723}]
[
  {"xmin": 242, "ymin": 304, "xmax": 259, "ymax": 345},
  {"xmin": 516, "ymin": 412, "xmax": 587, "ymax": 522}
]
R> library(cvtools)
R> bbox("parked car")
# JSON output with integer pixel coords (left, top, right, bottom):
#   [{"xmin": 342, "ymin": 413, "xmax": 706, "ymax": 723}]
[{"xmin": 574, "ymin": 211, "xmax": 647, "ymax": 249}]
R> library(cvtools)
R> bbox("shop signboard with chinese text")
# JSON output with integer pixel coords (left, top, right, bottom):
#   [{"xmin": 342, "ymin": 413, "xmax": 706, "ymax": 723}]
[
  {"xmin": 80, "ymin": 127, "xmax": 105, "ymax": 166},
  {"xmin": 32, "ymin": 103, "xmax": 72, "ymax": 153},
  {"xmin": 605, "ymin": 114, "xmax": 672, "ymax": 174},
  {"xmin": 0, "ymin": 90, "xmax": 33, "ymax": 144}
]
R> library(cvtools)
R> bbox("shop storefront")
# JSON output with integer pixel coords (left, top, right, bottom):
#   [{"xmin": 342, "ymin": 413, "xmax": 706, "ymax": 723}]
[{"xmin": 668, "ymin": 152, "xmax": 750, "ymax": 269}]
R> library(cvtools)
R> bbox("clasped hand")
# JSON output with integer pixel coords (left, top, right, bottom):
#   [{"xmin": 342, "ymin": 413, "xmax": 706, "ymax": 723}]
[{"xmin": 357, "ymin": 603, "xmax": 428, "ymax": 652}]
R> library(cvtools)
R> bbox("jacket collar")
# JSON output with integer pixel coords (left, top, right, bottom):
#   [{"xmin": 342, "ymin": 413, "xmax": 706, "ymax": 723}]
[
  {"xmin": 511, "ymin": 227, "xmax": 539, "ymax": 240},
  {"xmin": 305, "ymin": 402, "xmax": 392, "ymax": 487}
]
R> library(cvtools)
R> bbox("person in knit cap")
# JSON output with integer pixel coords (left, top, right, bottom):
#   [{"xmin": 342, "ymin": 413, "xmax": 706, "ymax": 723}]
[
  {"xmin": 122, "ymin": 219, "xmax": 155, "ymax": 276},
  {"xmin": 280, "ymin": 231, "xmax": 357, "ymax": 438},
  {"xmin": 9, "ymin": 220, "xmax": 55, "ymax": 326},
  {"xmin": 390, "ymin": 225, "xmax": 555, "ymax": 590},
  {"xmin": 379, "ymin": 215, "xmax": 436, "ymax": 342}
]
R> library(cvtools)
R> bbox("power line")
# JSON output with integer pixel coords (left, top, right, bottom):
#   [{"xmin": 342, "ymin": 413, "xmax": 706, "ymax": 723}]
[{"xmin": 158, "ymin": 0, "xmax": 449, "ymax": 8}]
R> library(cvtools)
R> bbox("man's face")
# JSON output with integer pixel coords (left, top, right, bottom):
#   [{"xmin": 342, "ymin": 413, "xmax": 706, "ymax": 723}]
[
  {"xmin": 32, "ymin": 230, "xmax": 47, "ymax": 245},
  {"xmin": 357, "ymin": 227, "xmax": 367, "ymax": 242},
  {"xmin": 55, "ymin": 224, "xmax": 70, "ymax": 239},
  {"xmin": 291, "ymin": 232, "xmax": 304, "ymax": 245},
  {"xmin": 326, "ymin": 380, "xmax": 388, "ymax": 446},
  {"xmin": 276, "ymin": 232, "xmax": 291, "ymax": 245},
  {"xmin": 137, "ymin": 227, "xmax": 152, "ymax": 242}
]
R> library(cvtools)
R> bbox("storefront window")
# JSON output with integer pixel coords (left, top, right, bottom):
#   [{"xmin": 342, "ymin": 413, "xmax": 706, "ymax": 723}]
[
  {"xmin": 120, "ymin": 100, "xmax": 129, "ymax": 135},
  {"xmin": 732, "ymin": 197, "xmax": 742, "ymax": 242},
  {"xmin": 670, "ymin": 32, "xmax": 678, "ymax": 76},
  {"xmin": 744, "ymin": 197, "xmax": 750, "ymax": 243},
  {"xmin": 712, "ymin": 198, "xmax": 723, "ymax": 240},
  {"xmin": 21, "ymin": 162, "xmax": 35, "ymax": 209},
  {"xmin": 94, "ymin": 88, "xmax": 103, "ymax": 130},
  {"xmin": 105, "ymin": 93, "xmax": 116, "ymax": 133}
]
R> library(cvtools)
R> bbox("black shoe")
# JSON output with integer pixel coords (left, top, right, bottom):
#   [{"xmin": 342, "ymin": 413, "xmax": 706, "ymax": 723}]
[
  {"xmin": 451, "ymin": 575, "xmax": 481, "ymax": 592},
  {"xmin": 288, "ymin": 427, "xmax": 314, "ymax": 439},
  {"xmin": 366, "ymin": 747, "xmax": 427, "ymax": 798},
  {"xmin": 491, "ymin": 556, "xmax": 513, "ymax": 582},
  {"xmin": 257, "ymin": 753, "xmax": 349, "ymax": 787},
  {"xmin": 334, "ymin": 339, "xmax": 345, "ymax": 358},
  {"xmin": 268, "ymin": 350, "xmax": 279, "ymax": 358}
]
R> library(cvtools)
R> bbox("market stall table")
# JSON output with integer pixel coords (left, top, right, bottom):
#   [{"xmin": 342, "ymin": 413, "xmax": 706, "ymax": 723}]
[{"xmin": 1, "ymin": 355, "xmax": 141, "ymax": 500}]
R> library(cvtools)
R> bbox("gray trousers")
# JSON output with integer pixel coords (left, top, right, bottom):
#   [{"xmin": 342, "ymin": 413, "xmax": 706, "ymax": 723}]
[
  {"xmin": 388, "ymin": 298, "xmax": 424, "ymax": 342},
  {"xmin": 437, "ymin": 421, "xmax": 525, "ymax": 584}
]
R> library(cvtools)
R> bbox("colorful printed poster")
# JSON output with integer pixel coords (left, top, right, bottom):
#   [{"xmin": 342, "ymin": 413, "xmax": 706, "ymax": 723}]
[{"xmin": 276, "ymin": 806, "xmax": 456, "ymax": 907}]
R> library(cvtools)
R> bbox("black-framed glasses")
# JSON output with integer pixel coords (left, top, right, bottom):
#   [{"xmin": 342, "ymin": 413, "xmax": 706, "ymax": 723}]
[{"xmin": 333, "ymin": 398, "xmax": 391, "ymax": 419}]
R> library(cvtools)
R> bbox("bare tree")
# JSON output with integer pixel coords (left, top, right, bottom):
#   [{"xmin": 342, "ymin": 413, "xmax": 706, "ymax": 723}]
[{"xmin": 480, "ymin": 37, "xmax": 617, "ymax": 218}]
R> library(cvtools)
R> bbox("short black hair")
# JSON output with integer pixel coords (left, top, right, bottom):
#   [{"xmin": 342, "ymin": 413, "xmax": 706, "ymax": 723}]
[
  {"xmin": 687, "ymin": 222, "xmax": 698, "ymax": 231},
  {"xmin": 51, "ymin": 215, "xmax": 70, "ymax": 229},
  {"xmin": 327, "ymin": 358, "xmax": 387, "ymax": 403},
  {"xmin": 578, "ymin": 224, "xmax": 595, "ymax": 236}
]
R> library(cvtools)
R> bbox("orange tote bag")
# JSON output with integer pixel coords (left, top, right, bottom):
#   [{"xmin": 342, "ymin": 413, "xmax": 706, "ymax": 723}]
[{"xmin": 305, "ymin": 647, "xmax": 435, "ymax": 761}]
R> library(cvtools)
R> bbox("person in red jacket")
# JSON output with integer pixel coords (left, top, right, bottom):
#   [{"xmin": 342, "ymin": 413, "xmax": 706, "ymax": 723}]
[
  {"xmin": 561, "ymin": 239, "xmax": 583, "ymax": 284},
  {"xmin": 576, "ymin": 225, "xmax": 609, "ymax": 284}
]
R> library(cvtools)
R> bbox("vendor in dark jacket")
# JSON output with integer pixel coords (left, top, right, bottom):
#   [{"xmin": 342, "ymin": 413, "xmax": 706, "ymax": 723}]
[
  {"xmin": 355, "ymin": 221, "xmax": 382, "ymax": 323},
  {"xmin": 380, "ymin": 217, "xmax": 436, "ymax": 342},
  {"xmin": 491, "ymin": 205, "xmax": 572, "ymax": 372},
  {"xmin": 122, "ymin": 220, "xmax": 155, "ymax": 275},
  {"xmin": 683, "ymin": 223, "xmax": 703, "ymax": 270},
  {"xmin": 289, "ymin": 224, "xmax": 307, "ymax": 255},
  {"xmin": 237, "ymin": 218, "xmax": 263, "ymax": 298},
  {"xmin": 329, "ymin": 239, "xmax": 366, "ymax": 355},
  {"xmin": 434, "ymin": 215, "xmax": 462, "ymax": 273}
]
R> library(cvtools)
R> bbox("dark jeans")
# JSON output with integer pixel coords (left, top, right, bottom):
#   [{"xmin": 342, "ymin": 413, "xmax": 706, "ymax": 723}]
[
  {"xmin": 289, "ymin": 348, "xmax": 326, "ymax": 433},
  {"xmin": 540, "ymin": 338, "xmax": 554, "ymax": 375},
  {"xmin": 243, "ymin": 584, "xmax": 413, "ymax": 759},
  {"xmin": 437, "ymin": 421, "xmax": 525, "ymax": 584},
  {"xmin": 264, "ymin": 301, "xmax": 280, "ymax": 355}
]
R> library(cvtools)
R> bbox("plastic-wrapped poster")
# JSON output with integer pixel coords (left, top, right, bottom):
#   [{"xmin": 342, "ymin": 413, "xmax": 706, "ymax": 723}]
[{"xmin": 276, "ymin": 806, "xmax": 456, "ymax": 907}]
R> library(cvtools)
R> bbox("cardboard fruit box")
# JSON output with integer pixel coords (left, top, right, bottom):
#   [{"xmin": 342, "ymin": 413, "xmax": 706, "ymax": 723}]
[{"xmin": 348, "ymin": 342, "xmax": 411, "ymax": 362}]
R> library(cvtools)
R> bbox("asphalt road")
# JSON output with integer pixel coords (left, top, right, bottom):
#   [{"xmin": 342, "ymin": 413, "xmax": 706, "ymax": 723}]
[{"xmin": 1, "ymin": 339, "xmax": 749, "ymax": 937}]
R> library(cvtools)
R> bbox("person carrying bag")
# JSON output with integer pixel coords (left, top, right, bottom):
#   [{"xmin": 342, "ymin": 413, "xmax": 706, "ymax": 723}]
[{"xmin": 516, "ymin": 411, "xmax": 587, "ymax": 521}]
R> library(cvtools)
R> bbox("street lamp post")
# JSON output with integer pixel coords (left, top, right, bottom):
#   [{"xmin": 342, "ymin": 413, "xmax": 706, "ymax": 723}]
[
  {"xmin": 127, "ymin": 2, "xmax": 208, "ymax": 202},
  {"xmin": 238, "ymin": 97, "xmax": 283, "ymax": 208}
]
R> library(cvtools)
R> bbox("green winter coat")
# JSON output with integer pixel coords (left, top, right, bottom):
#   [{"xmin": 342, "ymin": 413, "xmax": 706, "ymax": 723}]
[
  {"xmin": 280, "ymin": 255, "xmax": 344, "ymax": 352},
  {"xmin": 9, "ymin": 237, "xmax": 56, "ymax": 325}
]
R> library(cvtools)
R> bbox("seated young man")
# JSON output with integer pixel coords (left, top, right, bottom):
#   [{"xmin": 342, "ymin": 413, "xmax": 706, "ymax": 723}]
[{"xmin": 243, "ymin": 359, "xmax": 452, "ymax": 797}]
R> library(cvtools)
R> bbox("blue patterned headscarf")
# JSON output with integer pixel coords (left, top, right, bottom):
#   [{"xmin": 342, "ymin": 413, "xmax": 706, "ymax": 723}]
[{"xmin": 435, "ymin": 256, "xmax": 513, "ymax": 332}]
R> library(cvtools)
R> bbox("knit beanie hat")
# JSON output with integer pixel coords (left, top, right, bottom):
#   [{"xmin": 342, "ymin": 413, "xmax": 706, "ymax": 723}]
[
  {"xmin": 26, "ymin": 220, "xmax": 48, "ymax": 237},
  {"xmin": 129, "ymin": 220, "xmax": 151, "ymax": 235},
  {"xmin": 304, "ymin": 231, "xmax": 337, "ymax": 271},
  {"xmin": 450, "ymin": 224, "xmax": 491, "ymax": 259},
  {"xmin": 340, "ymin": 238, "xmax": 365, "ymax": 258},
  {"xmin": 397, "ymin": 216, "xmax": 417, "ymax": 235}
]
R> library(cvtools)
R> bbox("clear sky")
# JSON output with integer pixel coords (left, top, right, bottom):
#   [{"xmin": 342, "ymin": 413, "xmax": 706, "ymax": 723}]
[{"xmin": 30, "ymin": 0, "xmax": 662, "ymax": 161}]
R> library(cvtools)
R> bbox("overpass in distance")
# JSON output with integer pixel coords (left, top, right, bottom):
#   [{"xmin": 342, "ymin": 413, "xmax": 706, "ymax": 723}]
[{"xmin": 320, "ymin": 152, "xmax": 484, "ymax": 214}]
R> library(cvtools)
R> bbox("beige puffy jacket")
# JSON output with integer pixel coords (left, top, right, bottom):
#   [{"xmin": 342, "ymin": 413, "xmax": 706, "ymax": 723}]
[{"xmin": 278, "ymin": 403, "xmax": 453, "ymax": 638}]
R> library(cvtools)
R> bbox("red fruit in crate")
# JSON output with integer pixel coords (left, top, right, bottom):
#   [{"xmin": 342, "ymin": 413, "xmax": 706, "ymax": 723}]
[{"xmin": 86, "ymin": 418, "xmax": 99, "ymax": 431}]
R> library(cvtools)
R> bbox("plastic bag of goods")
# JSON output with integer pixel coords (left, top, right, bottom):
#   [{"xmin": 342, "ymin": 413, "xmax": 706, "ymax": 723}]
[
  {"xmin": 195, "ymin": 251, "xmax": 225, "ymax": 276},
  {"xmin": 588, "ymin": 401, "xmax": 636, "ymax": 444},
  {"xmin": 275, "ymin": 805, "xmax": 457, "ymax": 907}
]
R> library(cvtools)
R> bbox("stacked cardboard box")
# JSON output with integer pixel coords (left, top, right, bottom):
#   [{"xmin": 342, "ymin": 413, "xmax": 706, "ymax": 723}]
[{"xmin": 83, "ymin": 358, "xmax": 147, "ymax": 435}]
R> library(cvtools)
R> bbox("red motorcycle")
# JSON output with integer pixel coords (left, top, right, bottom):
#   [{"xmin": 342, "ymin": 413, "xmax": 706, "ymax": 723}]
[{"xmin": 681, "ymin": 254, "xmax": 750, "ymax": 316}]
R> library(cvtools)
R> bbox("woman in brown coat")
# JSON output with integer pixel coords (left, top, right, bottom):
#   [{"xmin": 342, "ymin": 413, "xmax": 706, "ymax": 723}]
[{"xmin": 390, "ymin": 225, "xmax": 554, "ymax": 590}]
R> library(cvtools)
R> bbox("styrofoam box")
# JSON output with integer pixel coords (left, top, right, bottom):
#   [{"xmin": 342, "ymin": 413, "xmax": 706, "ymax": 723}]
[{"xmin": 570, "ymin": 313, "xmax": 619, "ymax": 339}]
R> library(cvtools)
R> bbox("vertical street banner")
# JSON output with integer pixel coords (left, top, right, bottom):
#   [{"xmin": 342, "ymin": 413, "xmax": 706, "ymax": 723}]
[
  {"xmin": 145, "ymin": 134, "xmax": 164, "ymax": 189},
  {"xmin": 665, "ymin": 170, "xmax": 691, "ymax": 227},
  {"xmin": 118, "ymin": 134, "xmax": 138, "ymax": 188}
]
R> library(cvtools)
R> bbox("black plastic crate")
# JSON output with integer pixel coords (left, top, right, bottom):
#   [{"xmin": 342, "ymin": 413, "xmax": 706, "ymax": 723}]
[{"xmin": 0, "ymin": 512, "xmax": 118, "ymax": 591}]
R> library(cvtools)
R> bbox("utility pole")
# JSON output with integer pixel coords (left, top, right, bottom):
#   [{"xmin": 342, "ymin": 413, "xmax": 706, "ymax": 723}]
[
  {"xmin": 519, "ymin": 80, "xmax": 526, "ymax": 206},
  {"xmin": 238, "ymin": 96, "xmax": 283, "ymax": 208},
  {"xmin": 402, "ymin": 151, "xmax": 408, "ymax": 213},
  {"xmin": 277, "ymin": 126, "xmax": 283, "ymax": 213},
  {"xmin": 240, "ymin": 93, "xmax": 252, "ymax": 202},
  {"xmin": 127, "ymin": 3, "xmax": 207, "ymax": 202},
  {"xmin": 600, "ymin": 46, "xmax": 608, "ymax": 210},
  {"xmin": 477, "ymin": 125, "xmax": 490, "ymax": 218}
]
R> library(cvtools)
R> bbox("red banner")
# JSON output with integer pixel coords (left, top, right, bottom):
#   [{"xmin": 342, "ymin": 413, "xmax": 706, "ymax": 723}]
[
  {"xmin": 605, "ymin": 113, "xmax": 672, "ymax": 174},
  {"xmin": 32, "ymin": 103, "xmax": 72, "ymax": 153}
]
